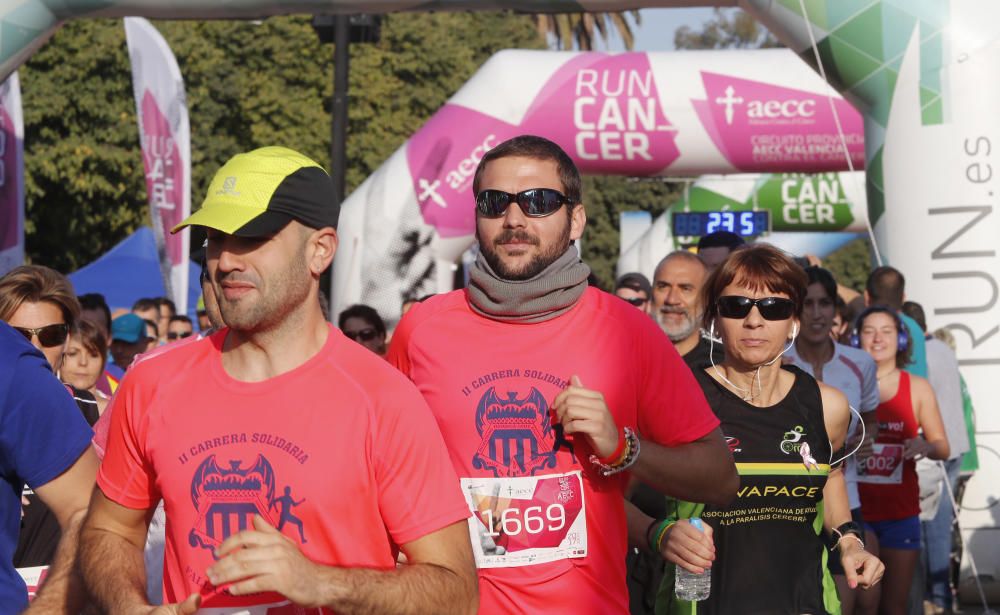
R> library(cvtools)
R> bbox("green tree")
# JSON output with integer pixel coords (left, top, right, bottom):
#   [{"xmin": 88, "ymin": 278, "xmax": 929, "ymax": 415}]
[
  {"xmin": 19, "ymin": 12, "xmax": 543, "ymax": 273},
  {"xmin": 534, "ymin": 11, "xmax": 641, "ymax": 51},
  {"xmin": 823, "ymin": 237, "xmax": 873, "ymax": 293},
  {"xmin": 674, "ymin": 8, "xmax": 781, "ymax": 50}
]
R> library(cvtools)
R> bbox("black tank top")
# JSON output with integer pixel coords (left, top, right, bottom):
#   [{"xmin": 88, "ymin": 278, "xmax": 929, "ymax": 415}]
[{"xmin": 665, "ymin": 365, "xmax": 837, "ymax": 615}]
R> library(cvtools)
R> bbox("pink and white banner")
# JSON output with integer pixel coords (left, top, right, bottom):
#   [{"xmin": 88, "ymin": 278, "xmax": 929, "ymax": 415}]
[
  {"xmin": 0, "ymin": 72, "xmax": 24, "ymax": 277},
  {"xmin": 125, "ymin": 17, "xmax": 190, "ymax": 314},
  {"xmin": 333, "ymin": 49, "xmax": 866, "ymax": 322}
]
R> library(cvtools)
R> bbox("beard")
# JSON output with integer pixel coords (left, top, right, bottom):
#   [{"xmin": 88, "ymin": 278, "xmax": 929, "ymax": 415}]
[
  {"xmin": 656, "ymin": 306, "xmax": 699, "ymax": 342},
  {"xmin": 480, "ymin": 218, "xmax": 571, "ymax": 281},
  {"xmin": 216, "ymin": 244, "xmax": 312, "ymax": 332}
]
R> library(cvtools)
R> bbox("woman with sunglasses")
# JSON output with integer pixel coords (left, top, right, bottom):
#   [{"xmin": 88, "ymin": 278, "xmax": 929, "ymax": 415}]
[
  {"xmin": 655, "ymin": 244, "xmax": 883, "ymax": 615},
  {"xmin": 338, "ymin": 303, "xmax": 388, "ymax": 356},
  {"xmin": 853, "ymin": 306, "xmax": 948, "ymax": 615}
]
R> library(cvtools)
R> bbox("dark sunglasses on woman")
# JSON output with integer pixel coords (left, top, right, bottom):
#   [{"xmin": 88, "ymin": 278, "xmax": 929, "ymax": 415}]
[
  {"xmin": 13, "ymin": 323, "xmax": 69, "ymax": 347},
  {"xmin": 475, "ymin": 188, "xmax": 575, "ymax": 218},
  {"xmin": 345, "ymin": 328, "xmax": 379, "ymax": 342},
  {"xmin": 717, "ymin": 296, "xmax": 796, "ymax": 321}
]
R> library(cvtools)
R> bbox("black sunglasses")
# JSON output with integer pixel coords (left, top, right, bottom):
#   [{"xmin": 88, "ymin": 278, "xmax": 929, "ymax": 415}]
[
  {"xmin": 475, "ymin": 188, "xmax": 574, "ymax": 218},
  {"xmin": 717, "ymin": 296, "xmax": 796, "ymax": 321},
  {"xmin": 13, "ymin": 323, "xmax": 69, "ymax": 347},
  {"xmin": 345, "ymin": 328, "xmax": 380, "ymax": 342},
  {"xmin": 167, "ymin": 331, "xmax": 193, "ymax": 340},
  {"xmin": 621, "ymin": 296, "xmax": 647, "ymax": 307}
]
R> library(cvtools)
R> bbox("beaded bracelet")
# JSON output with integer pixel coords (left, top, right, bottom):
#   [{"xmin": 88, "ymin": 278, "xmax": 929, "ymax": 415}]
[
  {"xmin": 833, "ymin": 533, "xmax": 865, "ymax": 552},
  {"xmin": 590, "ymin": 427, "xmax": 640, "ymax": 476}
]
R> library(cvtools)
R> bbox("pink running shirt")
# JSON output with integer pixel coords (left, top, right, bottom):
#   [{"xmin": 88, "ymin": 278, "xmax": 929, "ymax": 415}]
[
  {"xmin": 388, "ymin": 288, "xmax": 720, "ymax": 615},
  {"xmin": 99, "ymin": 324, "xmax": 469, "ymax": 610}
]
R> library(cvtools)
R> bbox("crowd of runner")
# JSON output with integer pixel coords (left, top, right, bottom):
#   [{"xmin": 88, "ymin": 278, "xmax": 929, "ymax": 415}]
[{"xmin": 0, "ymin": 136, "xmax": 977, "ymax": 615}]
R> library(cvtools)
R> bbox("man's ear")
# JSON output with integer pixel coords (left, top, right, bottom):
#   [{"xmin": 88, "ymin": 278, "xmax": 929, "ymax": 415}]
[
  {"xmin": 308, "ymin": 227, "xmax": 338, "ymax": 275},
  {"xmin": 569, "ymin": 203, "xmax": 587, "ymax": 241}
]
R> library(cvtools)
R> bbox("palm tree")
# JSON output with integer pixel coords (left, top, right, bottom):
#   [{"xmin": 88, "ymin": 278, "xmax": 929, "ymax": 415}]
[{"xmin": 534, "ymin": 11, "xmax": 642, "ymax": 51}]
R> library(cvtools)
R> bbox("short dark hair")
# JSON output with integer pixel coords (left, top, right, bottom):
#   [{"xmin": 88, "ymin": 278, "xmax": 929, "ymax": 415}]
[
  {"xmin": 804, "ymin": 266, "xmax": 838, "ymax": 303},
  {"xmin": 79, "ymin": 292, "xmax": 112, "ymax": 332},
  {"xmin": 472, "ymin": 135, "xmax": 582, "ymax": 204},
  {"xmin": 900, "ymin": 300, "xmax": 927, "ymax": 333},
  {"xmin": 866, "ymin": 266, "xmax": 905, "ymax": 309},
  {"xmin": 697, "ymin": 231, "xmax": 746, "ymax": 252},
  {"xmin": 169, "ymin": 315, "xmax": 193, "ymax": 326},
  {"xmin": 143, "ymin": 318, "xmax": 158, "ymax": 339},
  {"xmin": 132, "ymin": 297, "xmax": 159, "ymax": 313},
  {"xmin": 702, "ymin": 243, "xmax": 808, "ymax": 328},
  {"xmin": 70, "ymin": 319, "xmax": 108, "ymax": 370},
  {"xmin": 338, "ymin": 304, "xmax": 386, "ymax": 336},
  {"xmin": 614, "ymin": 272, "xmax": 652, "ymax": 296},
  {"xmin": 157, "ymin": 297, "xmax": 177, "ymax": 317}
]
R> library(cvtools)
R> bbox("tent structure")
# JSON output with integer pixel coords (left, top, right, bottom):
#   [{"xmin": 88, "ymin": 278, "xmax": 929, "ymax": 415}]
[{"xmin": 68, "ymin": 226, "xmax": 202, "ymax": 319}]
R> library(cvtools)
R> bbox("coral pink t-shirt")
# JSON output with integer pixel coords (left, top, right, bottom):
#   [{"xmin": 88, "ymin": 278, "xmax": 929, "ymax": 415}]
[
  {"xmin": 388, "ymin": 288, "xmax": 720, "ymax": 615},
  {"xmin": 99, "ymin": 324, "xmax": 469, "ymax": 611}
]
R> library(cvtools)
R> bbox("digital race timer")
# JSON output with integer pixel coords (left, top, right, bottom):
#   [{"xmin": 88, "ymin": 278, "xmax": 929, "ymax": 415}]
[{"xmin": 671, "ymin": 210, "xmax": 770, "ymax": 237}]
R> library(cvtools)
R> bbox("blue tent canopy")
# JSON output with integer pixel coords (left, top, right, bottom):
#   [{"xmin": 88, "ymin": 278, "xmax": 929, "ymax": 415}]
[{"xmin": 68, "ymin": 226, "xmax": 202, "ymax": 320}]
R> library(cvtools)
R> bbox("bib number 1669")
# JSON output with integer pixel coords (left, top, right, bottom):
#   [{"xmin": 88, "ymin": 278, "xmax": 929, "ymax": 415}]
[{"xmin": 480, "ymin": 504, "xmax": 565, "ymax": 537}]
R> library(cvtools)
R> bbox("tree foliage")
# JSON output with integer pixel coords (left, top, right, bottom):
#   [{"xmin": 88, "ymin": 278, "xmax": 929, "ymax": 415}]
[
  {"xmin": 674, "ymin": 8, "xmax": 781, "ymax": 50},
  {"xmin": 534, "ymin": 11, "xmax": 641, "ymax": 51},
  {"xmin": 19, "ymin": 12, "xmax": 543, "ymax": 272}
]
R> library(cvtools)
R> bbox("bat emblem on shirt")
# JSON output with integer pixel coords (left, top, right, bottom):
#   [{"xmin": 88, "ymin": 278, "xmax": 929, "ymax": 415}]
[{"xmin": 472, "ymin": 387, "xmax": 560, "ymax": 477}]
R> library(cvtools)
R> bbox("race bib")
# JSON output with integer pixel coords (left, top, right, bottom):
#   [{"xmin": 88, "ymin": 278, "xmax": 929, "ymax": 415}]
[
  {"xmin": 461, "ymin": 470, "xmax": 587, "ymax": 569},
  {"xmin": 857, "ymin": 443, "xmax": 904, "ymax": 484}
]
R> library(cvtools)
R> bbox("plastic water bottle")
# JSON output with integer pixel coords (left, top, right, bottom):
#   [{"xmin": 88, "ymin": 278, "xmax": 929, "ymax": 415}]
[{"xmin": 674, "ymin": 518, "xmax": 711, "ymax": 601}]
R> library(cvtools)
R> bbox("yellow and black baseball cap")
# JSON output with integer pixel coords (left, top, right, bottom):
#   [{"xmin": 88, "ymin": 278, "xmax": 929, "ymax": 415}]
[{"xmin": 172, "ymin": 146, "xmax": 338, "ymax": 237}]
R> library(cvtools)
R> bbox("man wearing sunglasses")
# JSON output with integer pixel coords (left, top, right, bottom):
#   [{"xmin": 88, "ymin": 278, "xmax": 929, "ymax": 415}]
[
  {"xmin": 389, "ymin": 135, "xmax": 737, "ymax": 615},
  {"xmin": 166, "ymin": 315, "xmax": 195, "ymax": 341},
  {"xmin": 80, "ymin": 147, "xmax": 476, "ymax": 615},
  {"xmin": 614, "ymin": 273, "xmax": 652, "ymax": 314}
]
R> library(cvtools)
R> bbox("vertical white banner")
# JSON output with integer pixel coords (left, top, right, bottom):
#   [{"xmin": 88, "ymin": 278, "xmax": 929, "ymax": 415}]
[
  {"xmin": 0, "ymin": 72, "xmax": 24, "ymax": 276},
  {"xmin": 125, "ymin": 17, "xmax": 190, "ymax": 314}
]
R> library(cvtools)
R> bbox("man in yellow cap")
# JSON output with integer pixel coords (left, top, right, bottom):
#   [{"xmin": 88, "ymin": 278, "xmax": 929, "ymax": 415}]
[{"xmin": 79, "ymin": 147, "xmax": 477, "ymax": 614}]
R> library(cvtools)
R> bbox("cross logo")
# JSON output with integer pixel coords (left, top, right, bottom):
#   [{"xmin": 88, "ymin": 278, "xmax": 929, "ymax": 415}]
[
  {"xmin": 216, "ymin": 176, "xmax": 241, "ymax": 197},
  {"xmin": 715, "ymin": 85, "xmax": 744, "ymax": 126},
  {"xmin": 417, "ymin": 178, "xmax": 447, "ymax": 208}
]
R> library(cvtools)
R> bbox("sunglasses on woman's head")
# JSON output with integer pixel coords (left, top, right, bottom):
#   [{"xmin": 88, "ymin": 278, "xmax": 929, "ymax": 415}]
[
  {"xmin": 13, "ymin": 323, "xmax": 69, "ymax": 347},
  {"xmin": 475, "ymin": 188, "xmax": 574, "ymax": 218},
  {"xmin": 717, "ymin": 296, "xmax": 796, "ymax": 321},
  {"xmin": 345, "ymin": 328, "xmax": 379, "ymax": 342}
]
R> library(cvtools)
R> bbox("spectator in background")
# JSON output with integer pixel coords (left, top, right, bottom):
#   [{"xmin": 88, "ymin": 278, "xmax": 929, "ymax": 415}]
[
  {"xmin": 78, "ymin": 292, "xmax": 112, "ymax": 338},
  {"xmin": 786, "ymin": 266, "xmax": 880, "ymax": 615},
  {"xmin": 696, "ymin": 230, "xmax": 745, "ymax": 272},
  {"xmin": 61, "ymin": 319, "xmax": 110, "ymax": 415},
  {"xmin": 166, "ymin": 315, "xmax": 194, "ymax": 341},
  {"xmin": 651, "ymin": 250, "xmax": 722, "ymax": 369},
  {"xmin": 901, "ymin": 301, "xmax": 970, "ymax": 615},
  {"xmin": 614, "ymin": 272, "xmax": 652, "ymax": 313},
  {"xmin": 854, "ymin": 306, "xmax": 948, "ymax": 615},
  {"xmin": 338, "ymin": 304, "xmax": 388, "ymax": 356},
  {"xmin": 198, "ymin": 266, "xmax": 224, "ymax": 333},
  {"xmin": 156, "ymin": 297, "xmax": 176, "ymax": 344},
  {"xmin": 833, "ymin": 294, "xmax": 852, "ymax": 343},
  {"xmin": 862, "ymin": 267, "xmax": 927, "ymax": 378},
  {"xmin": 131, "ymin": 297, "xmax": 159, "ymax": 324},
  {"xmin": 141, "ymin": 319, "xmax": 159, "ymax": 352},
  {"xmin": 108, "ymin": 313, "xmax": 152, "ymax": 377}
]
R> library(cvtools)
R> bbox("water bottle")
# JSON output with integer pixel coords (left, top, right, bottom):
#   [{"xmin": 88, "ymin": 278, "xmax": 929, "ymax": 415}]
[{"xmin": 674, "ymin": 518, "xmax": 711, "ymax": 601}]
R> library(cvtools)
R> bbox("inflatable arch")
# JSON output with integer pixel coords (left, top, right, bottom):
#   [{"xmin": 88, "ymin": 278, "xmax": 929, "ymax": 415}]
[{"xmin": 2, "ymin": 0, "xmax": 998, "ymax": 599}]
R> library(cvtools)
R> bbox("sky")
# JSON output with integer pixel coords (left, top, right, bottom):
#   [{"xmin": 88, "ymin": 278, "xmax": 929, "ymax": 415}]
[{"xmin": 600, "ymin": 7, "xmax": 718, "ymax": 52}]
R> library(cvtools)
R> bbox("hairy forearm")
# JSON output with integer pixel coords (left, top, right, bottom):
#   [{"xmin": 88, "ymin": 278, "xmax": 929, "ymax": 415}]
[
  {"xmin": 26, "ymin": 510, "xmax": 88, "ymax": 614},
  {"xmin": 631, "ymin": 435, "xmax": 738, "ymax": 507},
  {"xmin": 79, "ymin": 525, "xmax": 151, "ymax": 613},
  {"xmin": 317, "ymin": 561, "xmax": 477, "ymax": 615}
]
